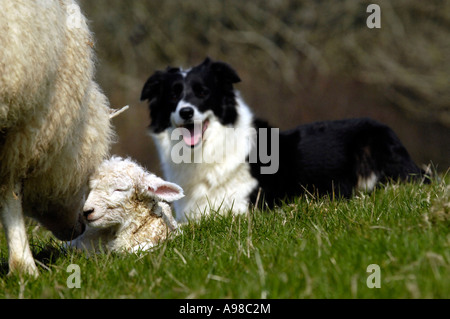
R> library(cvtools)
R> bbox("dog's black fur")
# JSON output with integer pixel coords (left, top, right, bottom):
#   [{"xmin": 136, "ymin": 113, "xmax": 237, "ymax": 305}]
[
  {"xmin": 250, "ymin": 117, "xmax": 428, "ymax": 205},
  {"xmin": 141, "ymin": 58, "xmax": 428, "ymax": 211},
  {"xmin": 141, "ymin": 61, "xmax": 241, "ymax": 134}
]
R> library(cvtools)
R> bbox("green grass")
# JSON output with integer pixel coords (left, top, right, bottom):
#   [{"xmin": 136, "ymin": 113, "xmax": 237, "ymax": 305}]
[{"xmin": 1, "ymin": 177, "xmax": 449, "ymax": 299}]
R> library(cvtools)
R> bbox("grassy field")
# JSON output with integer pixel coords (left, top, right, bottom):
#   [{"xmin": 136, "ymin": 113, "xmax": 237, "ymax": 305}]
[{"xmin": 0, "ymin": 177, "xmax": 449, "ymax": 299}]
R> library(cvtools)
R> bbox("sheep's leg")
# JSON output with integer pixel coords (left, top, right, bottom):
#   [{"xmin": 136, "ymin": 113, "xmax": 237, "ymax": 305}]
[{"xmin": 0, "ymin": 184, "xmax": 39, "ymax": 277}]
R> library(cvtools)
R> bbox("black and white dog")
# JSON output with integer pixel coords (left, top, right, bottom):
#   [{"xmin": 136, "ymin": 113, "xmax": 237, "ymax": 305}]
[{"xmin": 141, "ymin": 58, "xmax": 427, "ymax": 221}]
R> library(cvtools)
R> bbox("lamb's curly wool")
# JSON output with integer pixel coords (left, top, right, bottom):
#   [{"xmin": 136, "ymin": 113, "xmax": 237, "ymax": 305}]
[
  {"xmin": 0, "ymin": 0, "xmax": 113, "ymax": 276},
  {"xmin": 69, "ymin": 157, "xmax": 183, "ymax": 253}
]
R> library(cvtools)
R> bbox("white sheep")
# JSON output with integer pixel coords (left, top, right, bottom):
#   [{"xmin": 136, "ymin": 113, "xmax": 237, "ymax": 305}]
[
  {"xmin": 0, "ymin": 0, "xmax": 114, "ymax": 276},
  {"xmin": 69, "ymin": 157, "xmax": 184, "ymax": 253}
]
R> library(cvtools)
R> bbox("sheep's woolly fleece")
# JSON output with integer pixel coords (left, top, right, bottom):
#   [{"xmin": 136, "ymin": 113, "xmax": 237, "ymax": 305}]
[
  {"xmin": 0, "ymin": 0, "xmax": 114, "ymax": 275},
  {"xmin": 69, "ymin": 157, "xmax": 184, "ymax": 253}
]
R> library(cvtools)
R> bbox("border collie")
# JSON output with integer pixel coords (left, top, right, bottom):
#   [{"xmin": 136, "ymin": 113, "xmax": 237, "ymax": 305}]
[{"xmin": 141, "ymin": 58, "xmax": 428, "ymax": 221}]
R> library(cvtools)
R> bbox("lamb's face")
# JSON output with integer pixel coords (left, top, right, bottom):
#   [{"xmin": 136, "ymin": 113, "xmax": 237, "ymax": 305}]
[
  {"xmin": 83, "ymin": 157, "xmax": 184, "ymax": 229},
  {"xmin": 83, "ymin": 165, "xmax": 136, "ymax": 229}
]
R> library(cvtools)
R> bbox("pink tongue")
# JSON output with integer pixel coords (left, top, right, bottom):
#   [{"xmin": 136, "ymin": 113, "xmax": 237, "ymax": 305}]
[{"xmin": 183, "ymin": 125, "xmax": 202, "ymax": 146}]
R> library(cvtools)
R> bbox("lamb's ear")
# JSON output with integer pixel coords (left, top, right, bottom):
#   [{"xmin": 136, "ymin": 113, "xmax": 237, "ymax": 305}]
[
  {"xmin": 144, "ymin": 174, "xmax": 184, "ymax": 202},
  {"xmin": 140, "ymin": 71, "xmax": 163, "ymax": 101}
]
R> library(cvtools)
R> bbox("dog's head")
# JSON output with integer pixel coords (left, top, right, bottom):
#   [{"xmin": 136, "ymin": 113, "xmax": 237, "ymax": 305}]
[{"xmin": 141, "ymin": 58, "xmax": 241, "ymax": 147}]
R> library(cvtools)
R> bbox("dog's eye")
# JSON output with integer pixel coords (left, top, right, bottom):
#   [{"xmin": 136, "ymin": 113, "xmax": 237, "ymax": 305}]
[
  {"xmin": 170, "ymin": 84, "xmax": 183, "ymax": 101},
  {"xmin": 193, "ymin": 84, "xmax": 209, "ymax": 99}
]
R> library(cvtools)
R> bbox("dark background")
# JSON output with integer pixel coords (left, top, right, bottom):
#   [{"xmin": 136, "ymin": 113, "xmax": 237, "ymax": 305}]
[{"xmin": 79, "ymin": 0, "xmax": 450, "ymax": 176}]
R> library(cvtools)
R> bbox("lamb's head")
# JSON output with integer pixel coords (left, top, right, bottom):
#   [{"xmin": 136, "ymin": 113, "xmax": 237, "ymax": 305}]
[{"xmin": 82, "ymin": 156, "xmax": 184, "ymax": 229}]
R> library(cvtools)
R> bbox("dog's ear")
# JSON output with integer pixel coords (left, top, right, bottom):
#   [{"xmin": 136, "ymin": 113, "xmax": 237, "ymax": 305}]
[
  {"xmin": 203, "ymin": 58, "xmax": 241, "ymax": 84},
  {"xmin": 140, "ymin": 71, "xmax": 163, "ymax": 101},
  {"xmin": 211, "ymin": 61, "xmax": 241, "ymax": 84}
]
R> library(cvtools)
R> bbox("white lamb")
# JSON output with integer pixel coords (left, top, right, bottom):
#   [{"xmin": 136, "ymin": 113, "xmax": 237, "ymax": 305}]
[
  {"xmin": 0, "ymin": 1, "xmax": 114, "ymax": 276},
  {"xmin": 69, "ymin": 157, "xmax": 184, "ymax": 253}
]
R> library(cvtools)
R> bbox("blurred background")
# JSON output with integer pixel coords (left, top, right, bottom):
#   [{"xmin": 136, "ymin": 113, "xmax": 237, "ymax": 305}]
[{"xmin": 79, "ymin": 0, "xmax": 450, "ymax": 176}]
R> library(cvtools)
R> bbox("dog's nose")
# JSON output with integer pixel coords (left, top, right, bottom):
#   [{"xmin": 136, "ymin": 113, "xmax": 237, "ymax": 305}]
[
  {"xmin": 83, "ymin": 208, "xmax": 94, "ymax": 220},
  {"xmin": 179, "ymin": 107, "xmax": 194, "ymax": 120}
]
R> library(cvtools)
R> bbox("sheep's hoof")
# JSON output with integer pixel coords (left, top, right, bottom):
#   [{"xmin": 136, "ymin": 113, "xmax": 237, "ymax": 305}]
[{"xmin": 7, "ymin": 258, "xmax": 39, "ymax": 278}]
